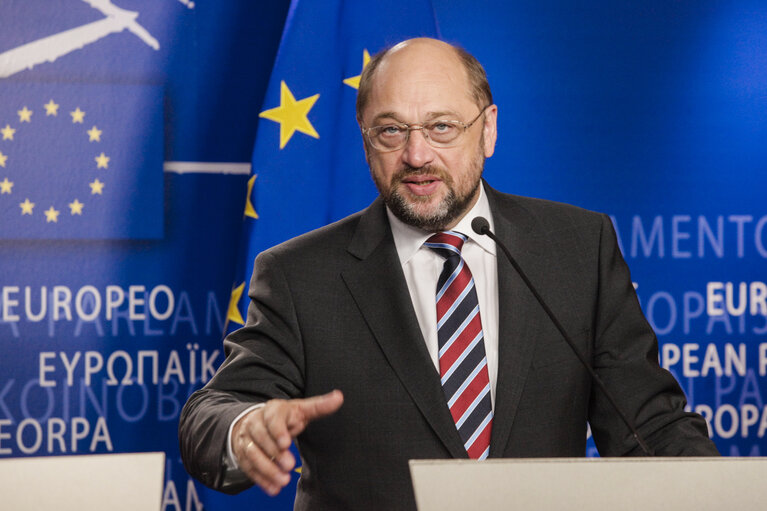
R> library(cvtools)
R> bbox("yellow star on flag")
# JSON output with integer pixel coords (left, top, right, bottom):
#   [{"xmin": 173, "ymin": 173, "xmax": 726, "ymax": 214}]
[
  {"xmin": 227, "ymin": 282, "xmax": 246, "ymax": 326},
  {"xmin": 1, "ymin": 124, "xmax": 16, "ymax": 140},
  {"xmin": 69, "ymin": 199, "xmax": 84, "ymax": 215},
  {"xmin": 44, "ymin": 100, "xmax": 59, "ymax": 116},
  {"xmin": 244, "ymin": 174, "xmax": 258, "ymax": 219},
  {"xmin": 89, "ymin": 178, "xmax": 105, "ymax": 194},
  {"xmin": 44, "ymin": 206, "xmax": 60, "ymax": 223},
  {"xmin": 70, "ymin": 107, "xmax": 85, "ymax": 123},
  {"xmin": 87, "ymin": 126, "xmax": 102, "ymax": 142},
  {"xmin": 259, "ymin": 81, "xmax": 320, "ymax": 149},
  {"xmin": 95, "ymin": 152, "xmax": 110, "ymax": 169},
  {"xmin": 343, "ymin": 49, "xmax": 371, "ymax": 90},
  {"xmin": 19, "ymin": 198, "xmax": 34, "ymax": 215},
  {"xmin": 17, "ymin": 106, "xmax": 32, "ymax": 123},
  {"xmin": 0, "ymin": 177, "xmax": 12, "ymax": 194},
  {"xmin": 0, "ymin": 151, "xmax": 7, "ymax": 167}
]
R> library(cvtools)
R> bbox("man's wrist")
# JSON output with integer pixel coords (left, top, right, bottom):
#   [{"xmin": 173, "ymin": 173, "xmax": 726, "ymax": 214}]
[{"xmin": 226, "ymin": 403, "xmax": 265, "ymax": 469}]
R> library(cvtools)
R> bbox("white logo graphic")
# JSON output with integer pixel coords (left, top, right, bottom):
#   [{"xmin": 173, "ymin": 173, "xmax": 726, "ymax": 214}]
[{"xmin": 0, "ymin": 0, "xmax": 161, "ymax": 79}]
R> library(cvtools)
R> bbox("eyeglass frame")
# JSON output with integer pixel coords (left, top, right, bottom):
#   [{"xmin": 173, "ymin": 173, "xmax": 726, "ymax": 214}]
[{"xmin": 360, "ymin": 104, "xmax": 492, "ymax": 152}]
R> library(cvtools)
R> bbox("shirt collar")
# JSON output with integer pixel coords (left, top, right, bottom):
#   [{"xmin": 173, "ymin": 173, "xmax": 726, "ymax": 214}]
[{"xmin": 387, "ymin": 183, "xmax": 497, "ymax": 266}]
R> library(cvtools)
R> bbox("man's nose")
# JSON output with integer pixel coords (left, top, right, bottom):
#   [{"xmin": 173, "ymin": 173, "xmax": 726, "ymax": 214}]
[{"xmin": 401, "ymin": 128, "xmax": 435, "ymax": 168}]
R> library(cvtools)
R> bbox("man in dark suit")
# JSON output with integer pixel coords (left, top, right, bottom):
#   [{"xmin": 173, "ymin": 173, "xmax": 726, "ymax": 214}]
[{"xmin": 179, "ymin": 38, "xmax": 718, "ymax": 510}]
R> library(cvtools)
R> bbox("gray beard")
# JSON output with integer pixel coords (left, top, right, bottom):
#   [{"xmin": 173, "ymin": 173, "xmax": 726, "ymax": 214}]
[
  {"xmin": 384, "ymin": 178, "xmax": 481, "ymax": 232},
  {"xmin": 368, "ymin": 136, "xmax": 486, "ymax": 232}
]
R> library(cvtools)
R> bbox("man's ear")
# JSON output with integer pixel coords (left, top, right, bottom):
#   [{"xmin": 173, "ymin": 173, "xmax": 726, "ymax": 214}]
[{"xmin": 482, "ymin": 104, "xmax": 498, "ymax": 158}]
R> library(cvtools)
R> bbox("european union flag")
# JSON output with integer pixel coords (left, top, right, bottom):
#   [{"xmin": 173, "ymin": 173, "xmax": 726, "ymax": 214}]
[
  {"xmin": 0, "ymin": 81, "xmax": 163, "ymax": 239},
  {"xmin": 225, "ymin": 0, "xmax": 440, "ymax": 331}
]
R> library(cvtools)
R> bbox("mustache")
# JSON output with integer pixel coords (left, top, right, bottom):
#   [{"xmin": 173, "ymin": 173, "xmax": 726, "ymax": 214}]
[{"xmin": 393, "ymin": 165, "xmax": 452, "ymax": 183}]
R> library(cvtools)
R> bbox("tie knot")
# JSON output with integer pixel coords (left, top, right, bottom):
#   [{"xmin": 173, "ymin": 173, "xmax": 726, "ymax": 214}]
[{"xmin": 424, "ymin": 231, "xmax": 467, "ymax": 258}]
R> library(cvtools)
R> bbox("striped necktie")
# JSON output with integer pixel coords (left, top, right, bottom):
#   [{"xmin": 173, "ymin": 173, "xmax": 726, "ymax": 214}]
[{"xmin": 424, "ymin": 231, "xmax": 493, "ymax": 460}]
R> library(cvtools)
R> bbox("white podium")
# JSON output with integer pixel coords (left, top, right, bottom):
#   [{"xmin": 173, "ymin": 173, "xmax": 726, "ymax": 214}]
[
  {"xmin": 0, "ymin": 452, "xmax": 165, "ymax": 511},
  {"xmin": 410, "ymin": 457, "xmax": 767, "ymax": 510}
]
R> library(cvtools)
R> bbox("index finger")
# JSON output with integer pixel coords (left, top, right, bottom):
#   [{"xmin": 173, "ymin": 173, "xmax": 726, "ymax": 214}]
[{"xmin": 286, "ymin": 390, "xmax": 344, "ymax": 435}]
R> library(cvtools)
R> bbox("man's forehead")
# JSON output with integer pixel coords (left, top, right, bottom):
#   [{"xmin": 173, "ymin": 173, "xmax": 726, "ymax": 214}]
[{"xmin": 367, "ymin": 45, "xmax": 473, "ymax": 112}]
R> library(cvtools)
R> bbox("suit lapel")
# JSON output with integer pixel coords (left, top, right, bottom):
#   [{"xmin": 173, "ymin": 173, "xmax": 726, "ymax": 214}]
[
  {"xmin": 341, "ymin": 199, "xmax": 468, "ymax": 459},
  {"xmin": 485, "ymin": 187, "xmax": 549, "ymax": 457}
]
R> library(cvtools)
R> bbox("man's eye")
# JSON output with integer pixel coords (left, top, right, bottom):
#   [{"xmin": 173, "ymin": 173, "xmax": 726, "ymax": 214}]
[
  {"xmin": 430, "ymin": 122, "xmax": 453, "ymax": 133},
  {"xmin": 380, "ymin": 126, "xmax": 403, "ymax": 136}
]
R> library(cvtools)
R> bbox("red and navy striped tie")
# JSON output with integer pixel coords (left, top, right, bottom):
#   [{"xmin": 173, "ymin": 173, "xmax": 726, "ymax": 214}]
[{"xmin": 425, "ymin": 231, "xmax": 493, "ymax": 460}]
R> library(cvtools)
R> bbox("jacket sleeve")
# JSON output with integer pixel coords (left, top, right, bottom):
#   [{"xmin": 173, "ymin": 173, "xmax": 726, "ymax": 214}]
[
  {"xmin": 178, "ymin": 250, "xmax": 306, "ymax": 493},
  {"xmin": 588, "ymin": 214, "xmax": 719, "ymax": 456}
]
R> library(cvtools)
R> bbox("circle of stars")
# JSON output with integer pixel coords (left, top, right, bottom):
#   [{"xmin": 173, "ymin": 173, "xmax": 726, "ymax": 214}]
[{"xmin": 1, "ymin": 99, "xmax": 110, "ymax": 224}]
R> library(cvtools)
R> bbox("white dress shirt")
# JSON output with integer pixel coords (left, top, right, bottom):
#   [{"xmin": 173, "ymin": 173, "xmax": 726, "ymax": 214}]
[{"xmin": 387, "ymin": 183, "xmax": 499, "ymax": 408}]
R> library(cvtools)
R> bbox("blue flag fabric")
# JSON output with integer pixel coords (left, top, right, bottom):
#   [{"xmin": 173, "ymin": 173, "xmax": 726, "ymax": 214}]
[
  {"xmin": 0, "ymin": 81, "xmax": 163, "ymax": 239},
  {"xmin": 226, "ymin": 0, "xmax": 440, "ymax": 331}
]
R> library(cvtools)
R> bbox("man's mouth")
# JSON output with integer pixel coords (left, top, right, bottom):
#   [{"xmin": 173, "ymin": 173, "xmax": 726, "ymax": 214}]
[{"xmin": 400, "ymin": 175, "xmax": 442, "ymax": 196}]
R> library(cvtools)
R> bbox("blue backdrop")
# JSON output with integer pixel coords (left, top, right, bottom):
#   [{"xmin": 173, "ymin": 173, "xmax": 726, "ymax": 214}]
[{"xmin": 1, "ymin": 1, "xmax": 765, "ymax": 510}]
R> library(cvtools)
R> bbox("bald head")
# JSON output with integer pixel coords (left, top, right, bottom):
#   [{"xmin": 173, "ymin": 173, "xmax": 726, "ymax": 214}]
[{"xmin": 356, "ymin": 38, "xmax": 493, "ymax": 123}]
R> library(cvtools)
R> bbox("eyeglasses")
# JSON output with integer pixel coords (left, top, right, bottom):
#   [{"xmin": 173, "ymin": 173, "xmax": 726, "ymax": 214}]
[{"xmin": 361, "ymin": 105, "xmax": 491, "ymax": 152}]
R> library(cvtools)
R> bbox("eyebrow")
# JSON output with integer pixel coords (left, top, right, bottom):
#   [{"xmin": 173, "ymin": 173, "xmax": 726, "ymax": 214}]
[
  {"xmin": 370, "ymin": 110, "xmax": 463, "ymax": 125},
  {"xmin": 370, "ymin": 112, "xmax": 403, "ymax": 125}
]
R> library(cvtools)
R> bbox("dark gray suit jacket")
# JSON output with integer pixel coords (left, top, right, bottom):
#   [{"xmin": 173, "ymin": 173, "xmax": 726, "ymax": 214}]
[{"xmin": 179, "ymin": 185, "xmax": 717, "ymax": 510}]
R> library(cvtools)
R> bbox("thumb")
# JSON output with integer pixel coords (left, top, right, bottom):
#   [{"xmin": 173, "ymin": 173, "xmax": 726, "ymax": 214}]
[{"xmin": 287, "ymin": 390, "xmax": 344, "ymax": 434}]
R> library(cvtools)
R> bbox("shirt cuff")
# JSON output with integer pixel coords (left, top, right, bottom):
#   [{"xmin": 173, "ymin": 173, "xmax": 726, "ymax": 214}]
[{"xmin": 225, "ymin": 403, "xmax": 265, "ymax": 469}]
